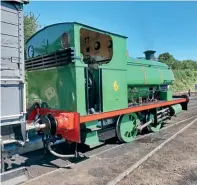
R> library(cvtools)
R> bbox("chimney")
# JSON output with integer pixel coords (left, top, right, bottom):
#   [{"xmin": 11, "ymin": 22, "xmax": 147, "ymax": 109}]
[{"xmin": 144, "ymin": 50, "xmax": 156, "ymax": 60}]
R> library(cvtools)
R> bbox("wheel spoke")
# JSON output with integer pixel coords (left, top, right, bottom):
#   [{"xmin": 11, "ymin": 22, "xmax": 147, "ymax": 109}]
[
  {"xmin": 116, "ymin": 113, "xmax": 140, "ymax": 143},
  {"xmin": 148, "ymin": 122, "xmax": 162, "ymax": 132}
]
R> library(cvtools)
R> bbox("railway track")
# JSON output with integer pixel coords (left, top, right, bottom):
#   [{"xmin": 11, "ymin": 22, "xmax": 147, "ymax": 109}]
[
  {"xmin": 107, "ymin": 117, "xmax": 197, "ymax": 185},
  {"xmin": 5, "ymin": 98, "xmax": 195, "ymax": 185},
  {"xmin": 115, "ymin": 115, "xmax": 197, "ymax": 185}
]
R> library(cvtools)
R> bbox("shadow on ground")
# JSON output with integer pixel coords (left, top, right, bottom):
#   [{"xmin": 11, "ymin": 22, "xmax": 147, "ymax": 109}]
[
  {"xmin": 177, "ymin": 167, "xmax": 197, "ymax": 185},
  {"xmin": 4, "ymin": 137, "xmax": 120, "ymax": 172},
  {"xmin": 4, "ymin": 119, "xmax": 170, "ymax": 173}
]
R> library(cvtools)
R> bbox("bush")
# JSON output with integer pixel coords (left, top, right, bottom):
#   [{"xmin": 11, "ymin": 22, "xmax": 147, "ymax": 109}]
[{"xmin": 170, "ymin": 70, "xmax": 197, "ymax": 92}]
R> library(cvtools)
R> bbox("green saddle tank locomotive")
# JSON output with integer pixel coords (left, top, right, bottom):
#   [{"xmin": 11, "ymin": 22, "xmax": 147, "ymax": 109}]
[{"xmin": 25, "ymin": 22, "xmax": 189, "ymax": 157}]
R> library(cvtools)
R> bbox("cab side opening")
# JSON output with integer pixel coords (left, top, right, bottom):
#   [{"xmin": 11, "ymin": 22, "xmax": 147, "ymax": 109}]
[{"xmin": 80, "ymin": 28, "xmax": 113, "ymax": 114}]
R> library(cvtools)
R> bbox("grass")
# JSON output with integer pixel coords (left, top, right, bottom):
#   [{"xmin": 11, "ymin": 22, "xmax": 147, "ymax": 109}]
[{"xmin": 170, "ymin": 70, "xmax": 197, "ymax": 92}]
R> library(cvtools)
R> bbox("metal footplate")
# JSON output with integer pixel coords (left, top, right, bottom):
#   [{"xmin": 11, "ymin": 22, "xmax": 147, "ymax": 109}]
[{"xmin": 0, "ymin": 167, "xmax": 28, "ymax": 185}]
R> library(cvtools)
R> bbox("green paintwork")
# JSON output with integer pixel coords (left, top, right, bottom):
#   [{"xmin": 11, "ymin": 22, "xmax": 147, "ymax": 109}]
[
  {"xmin": 26, "ymin": 23, "xmax": 75, "ymax": 58},
  {"xmin": 126, "ymin": 57, "xmax": 174, "ymax": 86},
  {"xmin": 101, "ymin": 69, "xmax": 128, "ymax": 111},
  {"xmin": 148, "ymin": 123, "xmax": 162, "ymax": 132},
  {"xmin": 117, "ymin": 113, "xmax": 140, "ymax": 143},
  {"xmin": 27, "ymin": 64, "xmax": 78, "ymax": 112},
  {"xmin": 80, "ymin": 121, "xmax": 102, "ymax": 147},
  {"xmin": 160, "ymin": 91, "xmax": 173, "ymax": 101},
  {"xmin": 170, "ymin": 104, "xmax": 182, "ymax": 115},
  {"xmin": 26, "ymin": 22, "xmax": 128, "ymax": 114},
  {"xmin": 147, "ymin": 113, "xmax": 162, "ymax": 132},
  {"xmin": 25, "ymin": 22, "xmax": 178, "ymax": 147},
  {"xmin": 82, "ymin": 131, "xmax": 101, "ymax": 148}
]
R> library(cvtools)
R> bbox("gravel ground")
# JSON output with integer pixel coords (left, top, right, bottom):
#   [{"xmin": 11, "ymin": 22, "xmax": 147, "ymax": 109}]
[
  {"xmin": 21, "ymin": 98, "xmax": 197, "ymax": 185},
  {"xmin": 117, "ymin": 120, "xmax": 197, "ymax": 185}
]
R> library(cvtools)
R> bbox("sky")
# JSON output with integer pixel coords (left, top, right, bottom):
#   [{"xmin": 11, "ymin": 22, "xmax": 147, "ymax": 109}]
[{"xmin": 24, "ymin": 1, "xmax": 197, "ymax": 61}]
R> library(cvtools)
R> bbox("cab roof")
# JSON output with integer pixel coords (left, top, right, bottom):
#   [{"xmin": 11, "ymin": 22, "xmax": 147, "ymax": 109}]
[
  {"xmin": 26, "ymin": 22, "xmax": 127, "ymax": 43},
  {"xmin": 73, "ymin": 22, "xmax": 128, "ymax": 38}
]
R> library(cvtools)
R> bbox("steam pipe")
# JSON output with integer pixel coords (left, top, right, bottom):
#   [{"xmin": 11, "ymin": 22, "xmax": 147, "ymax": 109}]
[
  {"xmin": 2, "ymin": 137, "xmax": 66, "ymax": 155},
  {"xmin": 47, "ymin": 142, "xmax": 76, "ymax": 158}
]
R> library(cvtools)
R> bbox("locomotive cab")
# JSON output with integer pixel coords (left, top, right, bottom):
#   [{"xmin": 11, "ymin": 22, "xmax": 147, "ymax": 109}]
[{"xmin": 25, "ymin": 22, "xmax": 128, "ymax": 116}]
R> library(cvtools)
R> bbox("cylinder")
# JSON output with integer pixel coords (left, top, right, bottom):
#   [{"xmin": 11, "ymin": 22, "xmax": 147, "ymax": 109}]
[{"xmin": 170, "ymin": 104, "xmax": 182, "ymax": 116}]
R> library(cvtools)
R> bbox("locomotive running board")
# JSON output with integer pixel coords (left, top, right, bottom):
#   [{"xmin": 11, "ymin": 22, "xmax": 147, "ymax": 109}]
[
  {"xmin": 0, "ymin": 167, "xmax": 28, "ymax": 185},
  {"xmin": 80, "ymin": 97, "xmax": 188, "ymax": 123}
]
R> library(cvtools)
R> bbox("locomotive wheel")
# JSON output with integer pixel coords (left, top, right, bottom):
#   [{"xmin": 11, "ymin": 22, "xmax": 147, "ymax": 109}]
[
  {"xmin": 146, "ymin": 114, "xmax": 162, "ymax": 132},
  {"xmin": 147, "ymin": 122, "xmax": 162, "ymax": 132},
  {"xmin": 116, "ymin": 113, "xmax": 140, "ymax": 143}
]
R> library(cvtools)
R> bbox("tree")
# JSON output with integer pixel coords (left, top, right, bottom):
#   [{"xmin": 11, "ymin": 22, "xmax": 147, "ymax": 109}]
[
  {"xmin": 24, "ymin": 12, "xmax": 40, "ymax": 43},
  {"xmin": 24, "ymin": 12, "xmax": 40, "ymax": 102},
  {"xmin": 158, "ymin": 52, "xmax": 197, "ymax": 70},
  {"xmin": 182, "ymin": 60, "xmax": 197, "ymax": 70},
  {"xmin": 158, "ymin": 52, "xmax": 175, "ymax": 68}
]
